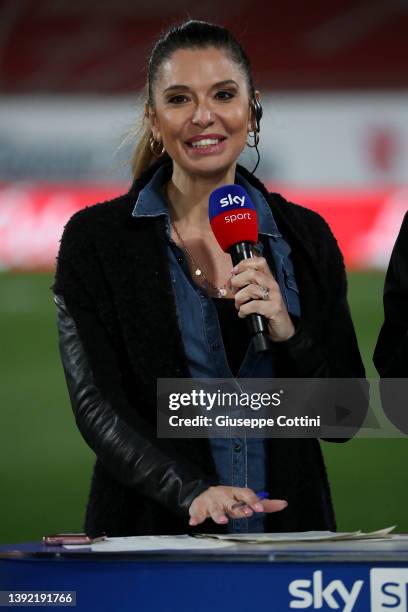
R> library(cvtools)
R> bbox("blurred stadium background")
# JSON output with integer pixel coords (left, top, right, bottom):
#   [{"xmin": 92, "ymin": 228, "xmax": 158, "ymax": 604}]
[{"xmin": 0, "ymin": 0, "xmax": 407, "ymax": 543}]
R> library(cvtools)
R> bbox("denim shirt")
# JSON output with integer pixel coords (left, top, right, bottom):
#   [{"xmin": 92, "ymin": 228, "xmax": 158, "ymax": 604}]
[{"xmin": 132, "ymin": 164, "xmax": 301, "ymax": 532}]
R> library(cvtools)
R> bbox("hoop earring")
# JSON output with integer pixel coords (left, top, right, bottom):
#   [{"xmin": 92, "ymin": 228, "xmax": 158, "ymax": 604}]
[
  {"xmin": 246, "ymin": 129, "xmax": 260, "ymax": 148},
  {"xmin": 149, "ymin": 136, "xmax": 165, "ymax": 158}
]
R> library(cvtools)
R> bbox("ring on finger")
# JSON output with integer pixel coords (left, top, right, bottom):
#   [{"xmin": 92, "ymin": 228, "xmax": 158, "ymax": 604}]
[
  {"xmin": 228, "ymin": 505, "xmax": 252, "ymax": 517},
  {"xmin": 259, "ymin": 285, "xmax": 270, "ymax": 300}
]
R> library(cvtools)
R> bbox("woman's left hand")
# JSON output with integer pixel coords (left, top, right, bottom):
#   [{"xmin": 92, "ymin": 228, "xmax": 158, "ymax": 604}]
[{"xmin": 229, "ymin": 256, "xmax": 296, "ymax": 342}]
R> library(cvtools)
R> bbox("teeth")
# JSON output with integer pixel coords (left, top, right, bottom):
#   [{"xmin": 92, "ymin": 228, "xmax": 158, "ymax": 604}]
[{"xmin": 191, "ymin": 138, "xmax": 221, "ymax": 148}]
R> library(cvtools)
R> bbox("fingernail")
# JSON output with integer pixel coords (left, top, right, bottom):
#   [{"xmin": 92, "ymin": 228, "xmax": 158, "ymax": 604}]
[
  {"xmin": 219, "ymin": 516, "xmax": 228, "ymax": 523},
  {"xmin": 244, "ymin": 508, "xmax": 252, "ymax": 515},
  {"xmin": 189, "ymin": 518, "xmax": 197, "ymax": 525},
  {"xmin": 254, "ymin": 503, "xmax": 264, "ymax": 512}
]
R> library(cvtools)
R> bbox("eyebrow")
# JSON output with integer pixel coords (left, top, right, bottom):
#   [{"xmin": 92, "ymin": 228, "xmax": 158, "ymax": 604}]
[{"xmin": 163, "ymin": 79, "xmax": 240, "ymax": 94}]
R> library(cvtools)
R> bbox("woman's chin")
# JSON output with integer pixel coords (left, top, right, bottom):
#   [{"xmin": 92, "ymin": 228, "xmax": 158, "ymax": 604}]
[{"xmin": 175, "ymin": 154, "xmax": 238, "ymax": 179}]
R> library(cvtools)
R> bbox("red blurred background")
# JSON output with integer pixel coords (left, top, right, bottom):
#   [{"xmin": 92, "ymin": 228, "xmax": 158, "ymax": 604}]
[{"xmin": 0, "ymin": 0, "xmax": 407, "ymax": 270}]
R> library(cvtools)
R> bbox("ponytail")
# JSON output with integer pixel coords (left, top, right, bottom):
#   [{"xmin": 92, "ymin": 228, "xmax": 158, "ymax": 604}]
[{"xmin": 131, "ymin": 121, "xmax": 155, "ymax": 180}]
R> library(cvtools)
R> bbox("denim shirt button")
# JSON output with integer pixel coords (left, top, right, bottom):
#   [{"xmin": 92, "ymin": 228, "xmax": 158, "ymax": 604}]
[{"xmin": 233, "ymin": 442, "xmax": 241, "ymax": 452}]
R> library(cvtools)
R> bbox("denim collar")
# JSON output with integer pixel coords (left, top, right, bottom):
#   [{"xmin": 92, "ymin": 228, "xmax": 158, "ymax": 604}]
[{"xmin": 131, "ymin": 163, "xmax": 281, "ymax": 239}]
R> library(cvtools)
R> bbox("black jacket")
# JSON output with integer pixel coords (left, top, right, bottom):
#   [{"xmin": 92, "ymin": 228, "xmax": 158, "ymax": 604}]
[
  {"xmin": 51, "ymin": 160, "xmax": 366, "ymax": 537},
  {"xmin": 374, "ymin": 212, "xmax": 408, "ymax": 377}
]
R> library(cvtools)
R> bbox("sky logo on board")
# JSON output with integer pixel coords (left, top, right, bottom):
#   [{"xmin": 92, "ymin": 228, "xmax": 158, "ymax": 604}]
[
  {"xmin": 288, "ymin": 568, "xmax": 408, "ymax": 611},
  {"xmin": 289, "ymin": 571, "xmax": 363, "ymax": 611},
  {"xmin": 371, "ymin": 568, "xmax": 408, "ymax": 611}
]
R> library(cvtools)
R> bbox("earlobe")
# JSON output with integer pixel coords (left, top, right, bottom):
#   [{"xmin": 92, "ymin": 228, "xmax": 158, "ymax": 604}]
[{"xmin": 146, "ymin": 105, "xmax": 161, "ymax": 141}]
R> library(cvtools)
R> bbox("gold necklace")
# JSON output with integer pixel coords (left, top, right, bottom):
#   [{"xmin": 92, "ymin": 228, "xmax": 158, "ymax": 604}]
[{"xmin": 170, "ymin": 219, "xmax": 229, "ymax": 298}]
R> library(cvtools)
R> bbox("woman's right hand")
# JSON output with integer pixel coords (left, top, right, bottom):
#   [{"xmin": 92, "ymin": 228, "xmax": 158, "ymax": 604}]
[{"xmin": 188, "ymin": 486, "xmax": 288, "ymax": 526}]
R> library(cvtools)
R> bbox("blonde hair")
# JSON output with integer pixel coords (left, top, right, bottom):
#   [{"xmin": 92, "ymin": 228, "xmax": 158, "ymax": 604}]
[
  {"xmin": 130, "ymin": 117, "xmax": 158, "ymax": 180},
  {"xmin": 118, "ymin": 85, "xmax": 167, "ymax": 181}
]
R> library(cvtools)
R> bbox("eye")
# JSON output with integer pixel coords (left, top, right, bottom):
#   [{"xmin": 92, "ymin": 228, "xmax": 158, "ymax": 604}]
[
  {"xmin": 167, "ymin": 94, "xmax": 189, "ymax": 104},
  {"xmin": 215, "ymin": 90, "xmax": 236, "ymax": 101}
]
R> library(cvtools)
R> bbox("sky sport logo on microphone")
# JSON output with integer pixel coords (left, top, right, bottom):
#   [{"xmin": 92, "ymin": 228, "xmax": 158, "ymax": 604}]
[
  {"xmin": 219, "ymin": 193, "xmax": 246, "ymax": 207},
  {"xmin": 224, "ymin": 211, "xmax": 252, "ymax": 225},
  {"xmin": 209, "ymin": 184, "xmax": 258, "ymax": 252}
]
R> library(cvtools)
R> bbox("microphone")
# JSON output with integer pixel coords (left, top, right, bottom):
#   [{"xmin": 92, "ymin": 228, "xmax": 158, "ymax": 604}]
[{"xmin": 209, "ymin": 184, "xmax": 270, "ymax": 352}]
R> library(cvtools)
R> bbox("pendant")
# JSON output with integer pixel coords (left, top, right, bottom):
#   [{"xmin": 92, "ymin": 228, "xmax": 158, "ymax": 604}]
[
  {"xmin": 195, "ymin": 269, "xmax": 202, "ymax": 276},
  {"xmin": 218, "ymin": 287, "xmax": 227, "ymax": 297}
]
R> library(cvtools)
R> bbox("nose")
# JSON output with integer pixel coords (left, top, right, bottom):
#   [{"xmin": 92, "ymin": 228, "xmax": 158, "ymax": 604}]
[{"xmin": 191, "ymin": 101, "xmax": 214, "ymax": 127}]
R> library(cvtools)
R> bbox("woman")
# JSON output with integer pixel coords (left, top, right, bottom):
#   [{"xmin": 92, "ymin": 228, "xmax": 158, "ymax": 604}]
[
  {"xmin": 374, "ymin": 212, "xmax": 408, "ymax": 377},
  {"xmin": 373, "ymin": 212, "xmax": 408, "ymax": 435},
  {"xmin": 52, "ymin": 20, "xmax": 365, "ymax": 537}
]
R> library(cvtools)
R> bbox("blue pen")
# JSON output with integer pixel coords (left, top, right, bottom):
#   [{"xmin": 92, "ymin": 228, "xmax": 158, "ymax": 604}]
[{"xmin": 231, "ymin": 491, "xmax": 269, "ymax": 510}]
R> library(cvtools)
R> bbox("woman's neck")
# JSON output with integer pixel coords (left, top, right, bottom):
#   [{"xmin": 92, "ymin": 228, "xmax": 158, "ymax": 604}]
[{"xmin": 165, "ymin": 163, "xmax": 236, "ymax": 230}]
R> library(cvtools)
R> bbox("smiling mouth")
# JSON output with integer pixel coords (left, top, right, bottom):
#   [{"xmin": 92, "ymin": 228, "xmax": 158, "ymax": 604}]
[{"xmin": 186, "ymin": 137, "xmax": 226, "ymax": 149}]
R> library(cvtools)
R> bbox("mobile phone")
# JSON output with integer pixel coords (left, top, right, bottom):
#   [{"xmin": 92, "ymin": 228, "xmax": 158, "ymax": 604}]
[{"xmin": 42, "ymin": 533, "xmax": 106, "ymax": 546}]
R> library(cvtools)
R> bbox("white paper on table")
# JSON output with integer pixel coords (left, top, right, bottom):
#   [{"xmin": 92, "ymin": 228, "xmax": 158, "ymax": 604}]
[
  {"xmin": 63, "ymin": 534, "xmax": 236, "ymax": 552},
  {"xmin": 194, "ymin": 526, "xmax": 397, "ymax": 544},
  {"xmin": 349, "ymin": 526, "xmax": 397, "ymax": 540}
]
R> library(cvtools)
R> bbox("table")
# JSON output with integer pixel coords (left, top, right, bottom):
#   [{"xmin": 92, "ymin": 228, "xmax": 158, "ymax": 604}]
[{"xmin": 1, "ymin": 537, "xmax": 408, "ymax": 611}]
